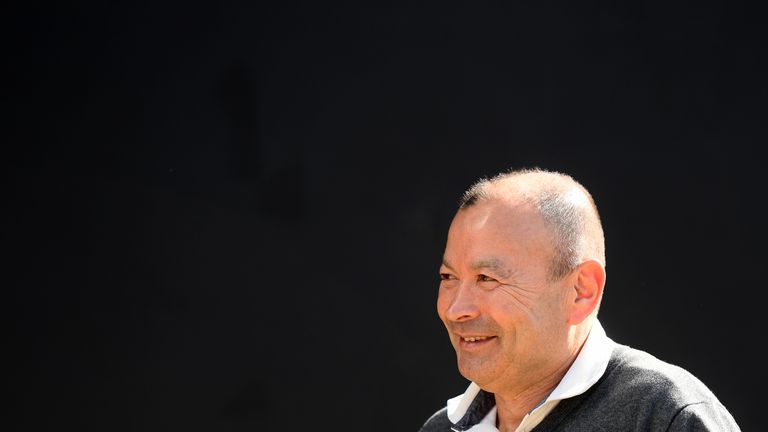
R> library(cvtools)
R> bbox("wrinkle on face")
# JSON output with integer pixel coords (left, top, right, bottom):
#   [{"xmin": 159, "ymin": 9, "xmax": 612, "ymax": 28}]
[{"xmin": 495, "ymin": 282, "xmax": 540, "ymax": 313}]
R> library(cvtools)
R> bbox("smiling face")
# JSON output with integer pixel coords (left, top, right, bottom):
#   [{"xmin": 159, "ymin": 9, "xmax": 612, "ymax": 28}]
[{"xmin": 437, "ymin": 198, "xmax": 576, "ymax": 393}]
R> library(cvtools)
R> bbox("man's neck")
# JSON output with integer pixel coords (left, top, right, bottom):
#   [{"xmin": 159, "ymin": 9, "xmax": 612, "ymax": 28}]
[
  {"xmin": 492, "ymin": 367, "xmax": 566, "ymax": 432},
  {"xmin": 493, "ymin": 327, "xmax": 591, "ymax": 432}
]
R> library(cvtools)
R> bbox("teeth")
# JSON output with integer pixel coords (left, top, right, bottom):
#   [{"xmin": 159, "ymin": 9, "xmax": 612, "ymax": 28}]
[{"xmin": 463, "ymin": 336, "xmax": 489, "ymax": 342}]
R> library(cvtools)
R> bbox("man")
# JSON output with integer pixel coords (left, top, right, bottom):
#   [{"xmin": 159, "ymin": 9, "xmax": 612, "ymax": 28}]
[{"xmin": 419, "ymin": 168, "xmax": 740, "ymax": 432}]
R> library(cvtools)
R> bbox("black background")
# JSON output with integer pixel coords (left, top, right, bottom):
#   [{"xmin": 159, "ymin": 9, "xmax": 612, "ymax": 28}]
[{"xmin": 7, "ymin": 1, "xmax": 766, "ymax": 431}]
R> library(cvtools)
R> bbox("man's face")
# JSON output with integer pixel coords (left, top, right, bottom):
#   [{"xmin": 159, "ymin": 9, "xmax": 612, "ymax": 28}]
[{"xmin": 437, "ymin": 199, "xmax": 573, "ymax": 392}]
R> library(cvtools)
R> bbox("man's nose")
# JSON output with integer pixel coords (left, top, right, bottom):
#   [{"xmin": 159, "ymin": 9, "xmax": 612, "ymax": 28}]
[{"xmin": 444, "ymin": 283, "xmax": 480, "ymax": 322}]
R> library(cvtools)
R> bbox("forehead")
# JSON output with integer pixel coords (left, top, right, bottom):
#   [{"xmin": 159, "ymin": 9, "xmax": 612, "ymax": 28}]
[{"xmin": 444, "ymin": 200, "xmax": 554, "ymax": 271}]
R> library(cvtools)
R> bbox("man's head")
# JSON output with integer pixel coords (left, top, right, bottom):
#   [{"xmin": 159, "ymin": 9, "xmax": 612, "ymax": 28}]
[
  {"xmin": 458, "ymin": 168, "xmax": 605, "ymax": 280},
  {"xmin": 437, "ymin": 168, "xmax": 606, "ymax": 394}
]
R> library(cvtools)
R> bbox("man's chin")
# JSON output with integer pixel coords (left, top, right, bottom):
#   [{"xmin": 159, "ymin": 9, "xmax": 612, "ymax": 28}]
[{"xmin": 457, "ymin": 357, "xmax": 497, "ymax": 386}]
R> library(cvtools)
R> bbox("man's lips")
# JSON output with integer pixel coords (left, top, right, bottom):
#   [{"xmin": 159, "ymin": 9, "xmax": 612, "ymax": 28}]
[
  {"xmin": 460, "ymin": 335, "xmax": 494, "ymax": 342},
  {"xmin": 456, "ymin": 334, "xmax": 498, "ymax": 349}
]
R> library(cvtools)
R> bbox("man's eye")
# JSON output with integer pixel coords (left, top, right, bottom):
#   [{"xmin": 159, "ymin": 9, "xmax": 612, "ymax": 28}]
[
  {"xmin": 439, "ymin": 273, "xmax": 455, "ymax": 281},
  {"xmin": 478, "ymin": 274, "xmax": 496, "ymax": 282}
]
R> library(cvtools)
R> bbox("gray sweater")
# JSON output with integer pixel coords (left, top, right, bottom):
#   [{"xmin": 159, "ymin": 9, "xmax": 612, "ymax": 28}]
[{"xmin": 419, "ymin": 343, "xmax": 740, "ymax": 431}]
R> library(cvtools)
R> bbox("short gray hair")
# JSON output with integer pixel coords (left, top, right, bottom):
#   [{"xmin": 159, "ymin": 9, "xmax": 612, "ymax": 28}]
[{"xmin": 459, "ymin": 167, "xmax": 605, "ymax": 281}]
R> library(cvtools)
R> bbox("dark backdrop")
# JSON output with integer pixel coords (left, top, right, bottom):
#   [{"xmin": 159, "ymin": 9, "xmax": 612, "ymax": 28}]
[{"xmin": 8, "ymin": 1, "xmax": 766, "ymax": 431}]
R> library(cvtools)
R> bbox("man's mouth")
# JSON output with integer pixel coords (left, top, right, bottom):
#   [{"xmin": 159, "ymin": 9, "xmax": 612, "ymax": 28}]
[
  {"xmin": 462, "ymin": 336, "xmax": 493, "ymax": 342},
  {"xmin": 458, "ymin": 335, "xmax": 497, "ymax": 349}
]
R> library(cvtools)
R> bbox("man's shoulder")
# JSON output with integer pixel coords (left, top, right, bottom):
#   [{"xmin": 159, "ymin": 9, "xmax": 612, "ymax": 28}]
[
  {"xmin": 583, "ymin": 343, "xmax": 741, "ymax": 430},
  {"xmin": 609, "ymin": 343, "xmax": 720, "ymax": 404},
  {"xmin": 529, "ymin": 342, "xmax": 741, "ymax": 431},
  {"xmin": 418, "ymin": 407, "xmax": 453, "ymax": 432}
]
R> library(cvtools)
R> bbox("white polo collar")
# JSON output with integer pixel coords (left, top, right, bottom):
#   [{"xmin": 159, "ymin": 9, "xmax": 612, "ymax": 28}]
[{"xmin": 446, "ymin": 320, "xmax": 614, "ymax": 429}]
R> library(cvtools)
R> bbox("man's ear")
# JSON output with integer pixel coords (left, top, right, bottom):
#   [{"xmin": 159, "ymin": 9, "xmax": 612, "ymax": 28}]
[{"xmin": 567, "ymin": 259, "xmax": 606, "ymax": 325}]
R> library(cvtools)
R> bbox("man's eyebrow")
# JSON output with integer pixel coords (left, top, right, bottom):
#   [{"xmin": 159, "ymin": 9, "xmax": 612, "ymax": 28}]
[
  {"xmin": 441, "ymin": 258, "xmax": 454, "ymax": 270},
  {"xmin": 441, "ymin": 257, "xmax": 515, "ymax": 279},
  {"xmin": 471, "ymin": 257, "xmax": 514, "ymax": 278}
]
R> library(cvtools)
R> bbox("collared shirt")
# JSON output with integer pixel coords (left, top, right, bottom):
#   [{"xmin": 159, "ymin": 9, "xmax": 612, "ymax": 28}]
[{"xmin": 445, "ymin": 320, "xmax": 614, "ymax": 432}]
